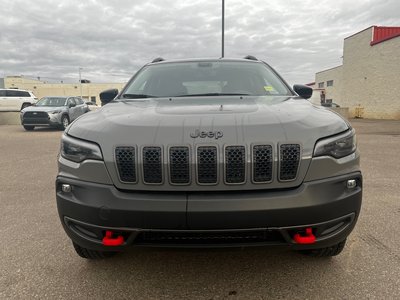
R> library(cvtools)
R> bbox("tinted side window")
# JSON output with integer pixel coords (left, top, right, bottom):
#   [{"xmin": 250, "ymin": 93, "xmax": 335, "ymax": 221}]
[
  {"xmin": 67, "ymin": 98, "xmax": 76, "ymax": 106},
  {"xmin": 6, "ymin": 90, "xmax": 18, "ymax": 97},
  {"xmin": 6, "ymin": 90, "xmax": 30, "ymax": 97}
]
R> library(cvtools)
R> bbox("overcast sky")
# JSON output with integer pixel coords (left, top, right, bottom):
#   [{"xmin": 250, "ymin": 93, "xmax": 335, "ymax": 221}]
[{"xmin": 1, "ymin": 0, "xmax": 399, "ymax": 85}]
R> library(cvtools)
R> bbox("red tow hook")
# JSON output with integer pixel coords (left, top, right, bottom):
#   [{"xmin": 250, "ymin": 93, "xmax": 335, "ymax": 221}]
[
  {"xmin": 102, "ymin": 230, "xmax": 124, "ymax": 246},
  {"xmin": 293, "ymin": 228, "xmax": 316, "ymax": 244}
]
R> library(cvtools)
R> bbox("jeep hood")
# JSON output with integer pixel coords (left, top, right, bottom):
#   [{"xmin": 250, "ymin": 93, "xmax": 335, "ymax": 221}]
[{"xmin": 68, "ymin": 95, "xmax": 349, "ymax": 156}]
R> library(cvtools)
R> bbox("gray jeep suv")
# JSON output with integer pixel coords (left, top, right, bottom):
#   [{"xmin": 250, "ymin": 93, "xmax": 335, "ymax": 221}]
[{"xmin": 56, "ymin": 57, "xmax": 362, "ymax": 259}]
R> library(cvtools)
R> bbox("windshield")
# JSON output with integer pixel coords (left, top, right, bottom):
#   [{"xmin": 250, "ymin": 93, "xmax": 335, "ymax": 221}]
[
  {"xmin": 121, "ymin": 61, "xmax": 292, "ymax": 99},
  {"xmin": 36, "ymin": 97, "xmax": 67, "ymax": 107}
]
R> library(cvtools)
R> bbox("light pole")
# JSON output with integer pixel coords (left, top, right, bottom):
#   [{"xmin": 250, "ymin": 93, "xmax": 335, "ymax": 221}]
[
  {"xmin": 222, "ymin": 0, "xmax": 225, "ymax": 58},
  {"xmin": 78, "ymin": 67, "xmax": 83, "ymax": 99}
]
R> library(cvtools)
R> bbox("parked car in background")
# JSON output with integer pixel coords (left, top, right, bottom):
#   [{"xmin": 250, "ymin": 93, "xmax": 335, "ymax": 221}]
[
  {"xmin": 85, "ymin": 101, "xmax": 99, "ymax": 111},
  {"xmin": 0, "ymin": 89, "xmax": 38, "ymax": 111},
  {"xmin": 21, "ymin": 96, "xmax": 89, "ymax": 131}
]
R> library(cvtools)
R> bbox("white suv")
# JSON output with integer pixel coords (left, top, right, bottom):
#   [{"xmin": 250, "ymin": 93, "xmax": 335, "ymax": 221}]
[{"xmin": 0, "ymin": 89, "xmax": 38, "ymax": 111}]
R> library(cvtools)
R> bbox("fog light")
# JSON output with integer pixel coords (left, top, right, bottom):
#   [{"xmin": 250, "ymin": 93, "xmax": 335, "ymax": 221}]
[
  {"xmin": 347, "ymin": 179, "xmax": 357, "ymax": 189},
  {"xmin": 61, "ymin": 184, "xmax": 72, "ymax": 193}
]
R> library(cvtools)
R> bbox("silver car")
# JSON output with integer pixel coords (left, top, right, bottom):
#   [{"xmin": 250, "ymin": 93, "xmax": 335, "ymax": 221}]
[{"xmin": 21, "ymin": 96, "xmax": 89, "ymax": 131}]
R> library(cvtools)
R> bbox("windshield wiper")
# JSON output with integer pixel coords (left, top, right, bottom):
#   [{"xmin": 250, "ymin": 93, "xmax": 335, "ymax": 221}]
[
  {"xmin": 174, "ymin": 93, "xmax": 252, "ymax": 97},
  {"xmin": 121, "ymin": 94, "xmax": 157, "ymax": 99}
]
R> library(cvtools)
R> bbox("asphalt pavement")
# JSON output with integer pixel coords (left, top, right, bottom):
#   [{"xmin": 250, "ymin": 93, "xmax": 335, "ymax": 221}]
[{"xmin": 1, "ymin": 119, "xmax": 399, "ymax": 299}]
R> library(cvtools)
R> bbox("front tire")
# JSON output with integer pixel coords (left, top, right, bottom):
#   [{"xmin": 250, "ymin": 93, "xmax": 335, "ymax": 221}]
[
  {"xmin": 299, "ymin": 239, "xmax": 347, "ymax": 257},
  {"xmin": 23, "ymin": 125, "xmax": 35, "ymax": 131},
  {"xmin": 60, "ymin": 115, "xmax": 70, "ymax": 130},
  {"xmin": 72, "ymin": 242, "xmax": 117, "ymax": 259}
]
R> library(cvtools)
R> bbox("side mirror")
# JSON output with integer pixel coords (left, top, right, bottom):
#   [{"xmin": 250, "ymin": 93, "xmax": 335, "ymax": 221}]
[
  {"xmin": 293, "ymin": 84, "xmax": 313, "ymax": 99},
  {"xmin": 100, "ymin": 89, "xmax": 119, "ymax": 105},
  {"xmin": 69, "ymin": 103, "xmax": 76, "ymax": 108}
]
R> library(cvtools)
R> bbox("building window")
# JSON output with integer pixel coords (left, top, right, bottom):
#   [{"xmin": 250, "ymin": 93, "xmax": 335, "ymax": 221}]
[
  {"xmin": 91, "ymin": 96, "xmax": 96, "ymax": 102},
  {"xmin": 327, "ymin": 80, "xmax": 334, "ymax": 87},
  {"xmin": 318, "ymin": 82, "xmax": 324, "ymax": 88}
]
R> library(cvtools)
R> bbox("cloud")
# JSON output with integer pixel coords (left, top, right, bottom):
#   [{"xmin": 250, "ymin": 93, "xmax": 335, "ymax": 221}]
[{"xmin": 0, "ymin": 0, "xmax": 399, "ymax": 84}]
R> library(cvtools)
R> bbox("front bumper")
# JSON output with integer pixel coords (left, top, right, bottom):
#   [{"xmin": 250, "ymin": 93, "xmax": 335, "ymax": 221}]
[{"xmin": 56, "ymin": 172, "xmax": 362, "ymax": 251}]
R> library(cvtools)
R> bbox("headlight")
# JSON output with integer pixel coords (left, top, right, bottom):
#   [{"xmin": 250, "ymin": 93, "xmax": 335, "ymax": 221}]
[
  {"xmin": 314, "ymin": 129, "xmax": 356, "ymax": 159},
  {"xmin": 61, "ymin": 134, "xmax": 103, "ymax": 163},
  {"xmin": 49, "ymin": 110, "xmax": 61, "ymax": 114}
]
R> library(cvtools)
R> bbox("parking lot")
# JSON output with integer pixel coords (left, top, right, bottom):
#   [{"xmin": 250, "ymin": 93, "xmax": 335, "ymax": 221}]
[{"xmin": 0, "ymin": 119, "xmax": 399, "ymax": 299}]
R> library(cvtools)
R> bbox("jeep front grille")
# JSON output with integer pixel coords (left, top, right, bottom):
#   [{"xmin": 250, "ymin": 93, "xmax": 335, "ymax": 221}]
[
  {"xmin": 279, "ymin": 144, "xmax": 301, "ymax": 181},
  {"xmin": 253, "ymin": 145, "xmax": 273, "ymax": 183},
  {"xmin": 142, "ymin": 147, "xmax": 163, "ymax": 184},
  {"xmin": 197, "ymin": 146, "xmax": 218, "ymax": 184},
  {"xmin": 169, "ymin": 147, "xmax": 190, "ymax": 184},
  {"xmin": 225, "ymin": 146, "xmax": 246, "ymax": 184},
  {"xmin": 115, "ymin": 147, "xmax": 136, "ymax": 183},
  {"xmin": 114, "ymin": 143, "xmax": 301, "ymax": 186}
]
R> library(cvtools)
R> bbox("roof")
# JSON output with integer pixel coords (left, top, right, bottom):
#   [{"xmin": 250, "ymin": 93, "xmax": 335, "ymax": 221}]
[
  {"xmin": 315, "ymin": 65, "xmax": 343, "ymax": 74},
  {"xmin": 344, "ymin": 26, "xmax": 400, "ymax": 46},
  {"xmin": 370, "ymin": 26, "xmax": 400, "ymax": 46}
]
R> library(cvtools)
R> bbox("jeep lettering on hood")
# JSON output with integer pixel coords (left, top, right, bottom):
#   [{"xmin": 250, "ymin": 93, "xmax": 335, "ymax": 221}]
[{"xmin": 190, "ymin": 130, "xmax": 223, "ymax": 139}]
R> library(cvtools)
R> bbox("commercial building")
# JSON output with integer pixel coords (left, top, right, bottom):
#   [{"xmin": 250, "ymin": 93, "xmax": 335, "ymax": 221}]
[
  {"xmin": 1, "ymin": 76, "xmax": 125, "ymax": 105},
  {"xmin": 315, "ymin": 26, "xmax": 400, "ymax": 119}
]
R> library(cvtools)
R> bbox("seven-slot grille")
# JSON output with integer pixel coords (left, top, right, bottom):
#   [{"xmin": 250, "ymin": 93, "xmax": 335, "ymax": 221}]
[{"xmin": 115, "ymin": 144, "xmax": 301, "ymax": 185}]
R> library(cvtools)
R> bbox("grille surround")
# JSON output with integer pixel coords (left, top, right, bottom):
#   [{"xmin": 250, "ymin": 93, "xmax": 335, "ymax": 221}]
[{"xmin": 114, "ymin": 143, "xmax": 302, "ymax": 187}]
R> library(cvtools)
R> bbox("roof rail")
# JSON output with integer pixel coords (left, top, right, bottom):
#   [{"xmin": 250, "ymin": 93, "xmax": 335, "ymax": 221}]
[
  {"xmin": 151, "ymin": 57, "xmax": 165, "ymax": 63},
  {"xmin": 243, "ymin": 55, "xmax": 258, "ymax": 61}
]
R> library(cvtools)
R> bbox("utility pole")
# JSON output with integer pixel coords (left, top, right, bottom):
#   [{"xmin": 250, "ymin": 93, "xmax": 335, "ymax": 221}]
[
  {"xmin": 222, "ymin": 0, "xmax": 225, "ymax": 58},
  {"xmin": 78, "ymin": 67, "xmax": 82, "ymax": 99}
]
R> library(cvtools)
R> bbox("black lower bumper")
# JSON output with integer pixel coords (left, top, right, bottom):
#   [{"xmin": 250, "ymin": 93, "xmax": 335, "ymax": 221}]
[{"xmin": 56, "ymin": 172, "xmax": 362, "ymax": 251}]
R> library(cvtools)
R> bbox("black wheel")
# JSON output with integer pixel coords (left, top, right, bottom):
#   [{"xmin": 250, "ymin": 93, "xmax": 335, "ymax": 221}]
[
  {"xmin": 299, "ymin": 239, "xmax": 347, "ymax": 257},
  {"xmin": 72, "ymin": 242, "xmax": 117, "ymax": 259},
  {"xmin": 21, "ymin": 103, "xmax": 31, "ymax": 110},
  {"xmin": 60, "ymin": 115, "xmax": 70, "ymax": 130},
  {"xmin": 23, "ymin": 125, "xmax": 35, "ymax": 131}
]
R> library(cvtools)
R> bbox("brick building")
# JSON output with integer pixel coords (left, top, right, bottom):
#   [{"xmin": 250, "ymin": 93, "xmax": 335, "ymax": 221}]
[{"xmin": 315, "ymin": 26, "xmax": 400, "ymax": 119}]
